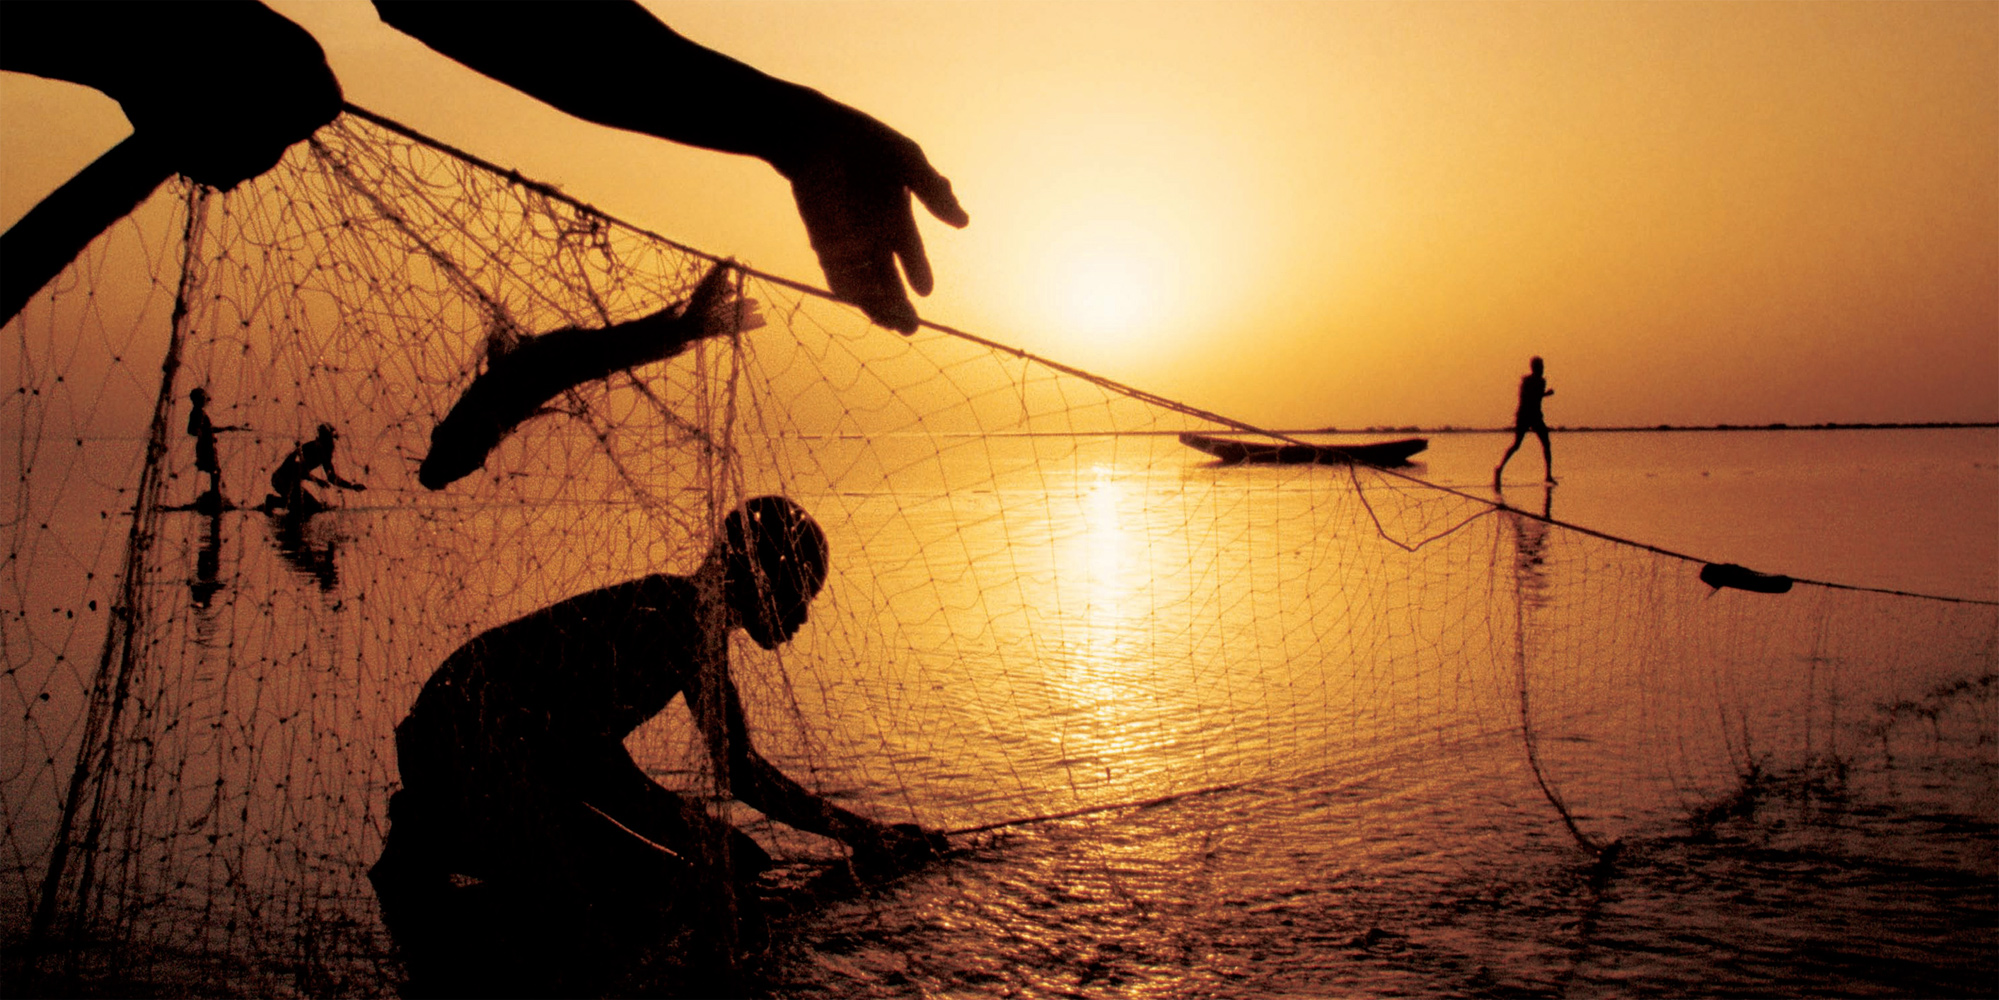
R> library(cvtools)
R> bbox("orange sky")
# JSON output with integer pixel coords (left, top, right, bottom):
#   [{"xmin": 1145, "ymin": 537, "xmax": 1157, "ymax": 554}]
[{"xmin": 3, "ymin": 1, "xmax": 1994, "ymax": 429}]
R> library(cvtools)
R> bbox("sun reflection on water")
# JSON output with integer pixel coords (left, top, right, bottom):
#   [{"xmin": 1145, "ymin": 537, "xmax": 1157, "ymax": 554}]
[{"xmin": 1036, "ymin": 466, "xmax": 1176, "ymax": 794}]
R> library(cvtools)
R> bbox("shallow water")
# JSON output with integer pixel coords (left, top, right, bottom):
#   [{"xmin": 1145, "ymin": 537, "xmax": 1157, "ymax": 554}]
[
  {"xmin": 745, "ymin": 430, "xmax": 1998, "ymax": 997},
  {"xmin": 1429, "ymin": 426, "xmax": 1997, "ymax": 602},
  {"xmin": 6, "ymin": 428, "xmax": 1995, "ymax": 997}
]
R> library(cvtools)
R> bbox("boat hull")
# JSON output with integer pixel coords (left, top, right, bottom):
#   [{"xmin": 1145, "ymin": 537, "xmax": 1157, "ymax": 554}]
[{"xmin": 1178, "ymin": 432, "xmax": 1428, "ymax": 467}]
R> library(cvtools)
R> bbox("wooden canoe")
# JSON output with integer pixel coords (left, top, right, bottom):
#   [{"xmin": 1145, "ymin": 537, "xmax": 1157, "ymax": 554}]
[{"xmin": 1178, "ymin": 432, "xmax": 1428, "ymax": 467}]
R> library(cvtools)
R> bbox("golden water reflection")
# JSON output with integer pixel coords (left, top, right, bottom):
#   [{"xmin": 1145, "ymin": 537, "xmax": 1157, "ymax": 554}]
[{"xmin": 1038, "ymin": 466, "xmax": 1160, "ymax": 789}]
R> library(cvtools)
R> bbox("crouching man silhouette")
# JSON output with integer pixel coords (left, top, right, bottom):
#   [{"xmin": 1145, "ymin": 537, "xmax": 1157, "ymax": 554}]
[{"xmin": 370, "ymin": 496, "xmax": 942, "ymax": 997}]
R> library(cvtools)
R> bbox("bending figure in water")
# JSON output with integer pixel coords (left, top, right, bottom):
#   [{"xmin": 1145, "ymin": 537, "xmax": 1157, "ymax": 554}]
[
  {"xmin": 370, "ymin": 496, "xmax": 943, "ymax": 996},
  {"xmin": 1495, "ymin": 355, "xmax": 1556, "ymax": 488},
  {"xmin": 262, "ymin": 424, "xmax": 365, "ymax": 515},
  {"xmin": 418, "ymin": 260, "xmax": 764, "ymax": 490}
]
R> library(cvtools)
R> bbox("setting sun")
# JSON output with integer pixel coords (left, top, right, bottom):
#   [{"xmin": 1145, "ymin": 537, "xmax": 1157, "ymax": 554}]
[
  {"xmin": 1, "ymin": 4, "xmax": 1993, "ymax": 998},
  {"xmin": 1038, "ymin": 218, "xmax": 1174, "ymax": 347}
]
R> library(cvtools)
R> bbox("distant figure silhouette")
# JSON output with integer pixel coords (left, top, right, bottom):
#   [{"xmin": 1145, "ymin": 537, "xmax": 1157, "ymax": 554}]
[
  {"xmin": 419, "ymin": 260, "xmax": 765, "ymax": 490},
  {"xmin": 260, "ymin": 424, "xmax": 365, "ymax": 515},
  {"xmin": 1495, "ymin": 356, "xmax": 1555, "ymax": 487},
  {"xmin": 2, "ymin": 1, "xmax": 967, "ymax": 333},
  {"xmin": 369, "ymin": 497, "xmax": 943, "ymax": 997},
  {"xmin": 185, "ymin": 388, "xmax": 244, "ymax": 513}
]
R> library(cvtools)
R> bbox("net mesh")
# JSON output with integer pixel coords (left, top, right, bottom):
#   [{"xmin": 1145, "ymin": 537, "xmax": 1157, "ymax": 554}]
[{"xmin": 4, "ymin": 112, "xmax": 1994, "ymax": 995}]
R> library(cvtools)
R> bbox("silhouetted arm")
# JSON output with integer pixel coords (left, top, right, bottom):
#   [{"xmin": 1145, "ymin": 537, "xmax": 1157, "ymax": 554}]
[
  {"xmin": 0, "ymin": 2, "xmax": 341, "ymax": 327},
  {"xmin": 311, "ymin": 454, "xmax": 365, "ymax": 492},
  {"xmin": 373, "ymin": 0, "xmax": 967, "ymax": 334},
  {"xmin": 2, "ymin": 2, "xmax": 341, "ymax": 191},
  {"xmin": 691, "ymin": 664, "xmax": 943, "ymax": 866},
  {"xmin": 695, "ymin": 667, "xmax": 871, "ymax": 842}
]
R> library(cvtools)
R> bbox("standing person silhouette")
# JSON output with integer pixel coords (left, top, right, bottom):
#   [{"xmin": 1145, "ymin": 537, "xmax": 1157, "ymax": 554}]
[
  {"xmin": 1495, "ymin": 356, "xmax": 1556, "ymax": 488},
  {"xmin": 369, "ymin": 496, "xmax": 943, "ymax": 997},
  {"xmin": 261, "ymin": 424, "xmax": 365, "ymax": 515},
  {"xmin": 185, "ymin": 387, "xmax": 244, "ymax": 513},
  {"xmin": 2, "ymin": 1, "xmax": 968, "ymax": 334}
]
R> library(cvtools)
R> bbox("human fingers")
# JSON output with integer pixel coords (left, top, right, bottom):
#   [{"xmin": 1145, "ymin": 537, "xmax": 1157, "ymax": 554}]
[
  {"xmin": 906, "ymin": 163, "xmax": 969, "ymax": 230},
  {"xmin": 734, "ymin": 298, "xmax": 769, "ymax": 334},
  {"xmin": 791, "ymin": 161, "xmax": 920, "ymax": 333},
  {"xmin": 825, "ymin": 251, "xmax": 918, "ymax": 334},
  {"xmin": 890, "ymin": 200, "xmax": 935, "ymax": 299},
  {"xmin": 811, "ymin": 215, "xmax": 916, "ymax": 331}
]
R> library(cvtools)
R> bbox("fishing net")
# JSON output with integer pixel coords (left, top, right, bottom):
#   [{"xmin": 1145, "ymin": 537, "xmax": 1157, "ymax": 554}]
[{"xmin": 4, "ymin": 111, "xmax": 1994, "ymax": 996}]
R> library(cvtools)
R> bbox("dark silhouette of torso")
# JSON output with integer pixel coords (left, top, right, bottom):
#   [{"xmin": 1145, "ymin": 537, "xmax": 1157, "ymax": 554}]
[
  {"xmin": 395, "ymin": 575, "xmax": 703, "ymax": 802},
  {"xmin": 188, "ymin": 405, "xmax": 221, "ymax": 474},
  {"xmin": 1516, "ymin": 372, "xmax": 1549, "ymax": 429}
]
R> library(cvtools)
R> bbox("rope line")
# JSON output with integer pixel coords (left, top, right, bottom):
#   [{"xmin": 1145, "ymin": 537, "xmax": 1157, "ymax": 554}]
[
  {"xmin": 943, "ymin": 782, "xmax": 1246, "ymax": 838},
  {"xmin": 336, "ymin": 100, "xmax": 1994, "ymax": 609}
]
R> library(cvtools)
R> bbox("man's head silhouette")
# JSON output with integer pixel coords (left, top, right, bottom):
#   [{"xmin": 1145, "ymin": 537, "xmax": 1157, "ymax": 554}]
[{"xmin": 722, "ymin": 496, "xmax": 828, "ymax": 649}]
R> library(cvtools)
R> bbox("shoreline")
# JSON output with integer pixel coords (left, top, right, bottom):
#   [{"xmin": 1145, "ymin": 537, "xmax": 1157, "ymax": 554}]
[
  {"xmin": 1288, "ymin": 421, "xmax": 1999, "ymax": 436},
  {"xmin": 853, "ymin": 423, "xmax": 1999, "ymax": 439}
]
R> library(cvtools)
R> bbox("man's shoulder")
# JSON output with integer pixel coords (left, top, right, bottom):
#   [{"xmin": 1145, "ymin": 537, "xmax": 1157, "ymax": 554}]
[
  {"xmin": 530, "ymin": 573, "xmax": 702, "ymax": 629},
  {"xmin": 590, "ymin": 571, "xmax": 697, "ymax": 604}
]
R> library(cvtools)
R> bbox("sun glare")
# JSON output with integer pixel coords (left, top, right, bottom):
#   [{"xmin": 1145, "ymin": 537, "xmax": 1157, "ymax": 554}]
[{"xmin": 1039, "ymin": 219, "xmax": 1175, "ymax": 349}]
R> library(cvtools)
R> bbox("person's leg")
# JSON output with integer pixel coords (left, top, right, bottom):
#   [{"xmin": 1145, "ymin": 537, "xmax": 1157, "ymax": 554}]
[
  {"xmin": 1495, "ymin": 429, "xmax": 1526, "ymax": 487},
  {"xmin": 370, "ymin": 790, "xmax": 506, "ymax": 999},
  {"xmin": 268, "ymin": 467, "xmax": 297, "ymax": 511},
  {"xmin": 373, "ymin": 757, "xmax": 574, "ymax": 998},
  {"xmin": 532, "ymin": 788, "xmax": 768, "ymax": 997},
  {"xmin": 1535, "ymin": 426, "xmax": 1554, "ymax": 483},
  {"xmin": 572, "ymin": 773, "xmax": 777, "ymax": 990}
]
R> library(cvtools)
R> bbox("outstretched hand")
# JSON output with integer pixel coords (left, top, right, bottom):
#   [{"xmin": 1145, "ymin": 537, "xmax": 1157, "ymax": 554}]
[
  {"xmin": 109, "ymin": 6, "xmax": 342, "ymax": 191},
  {"xmin": 775, "ymin": 101, "xmax": 969, "ymax": 335},
  {"xmin": 2, "ymin": 3, "xmax": 342, "ymax": 193},
  {"xmin": 681, "ymin": 261, "xmax": 768, "ymax": 339}
]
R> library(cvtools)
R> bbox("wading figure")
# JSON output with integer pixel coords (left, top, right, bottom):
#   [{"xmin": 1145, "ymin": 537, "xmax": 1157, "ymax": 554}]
[
  {"xmin": 1495, "ymin": 356, "xmax": 1556, "ymax": 487},
  {"xmin": 261, "ymin": 424, "xmax": 365, "ymax": 515},
  {"xmin": 369, "ymin": 496, "xmax": 942, "ymax": 997},
  {"xmin": 185, "ymin": 387, "xmax": 243, "ymax": 513}
]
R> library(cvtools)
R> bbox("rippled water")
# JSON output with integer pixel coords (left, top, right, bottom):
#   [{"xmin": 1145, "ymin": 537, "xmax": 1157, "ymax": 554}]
[
  {"xmin": 11, "ymin": 428, "xmax": 1995, "ymax": 997},
  {"xmin": 744, "ymin": 428, "xmax": 1998, "ymax": 998}
]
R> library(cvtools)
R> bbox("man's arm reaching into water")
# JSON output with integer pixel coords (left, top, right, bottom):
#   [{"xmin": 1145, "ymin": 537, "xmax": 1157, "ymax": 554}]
[
  {"xmin": 689, "ymin": 662, "xmax": 945, "ymax": 868},
  {"xmin": 373, "ymin": 0, "xmax": 969, "ymax": 335},
  {"xmin": 310, "ymin": 452, "xmax": 366, "ymax": 493}
]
